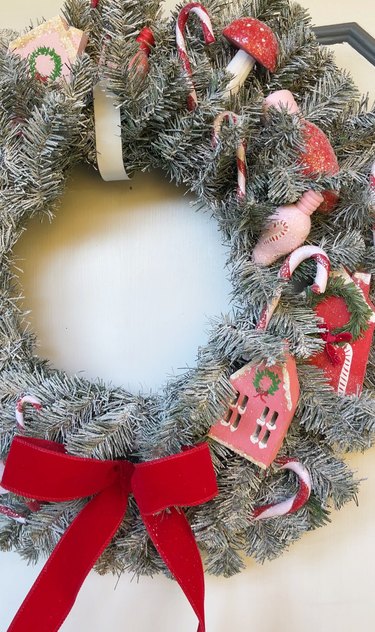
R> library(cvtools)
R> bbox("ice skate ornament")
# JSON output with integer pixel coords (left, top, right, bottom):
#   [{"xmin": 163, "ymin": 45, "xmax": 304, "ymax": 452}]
[
  {"xmin": 263, "ymin": 90, "xmax": 339, "ymax": 214},
  {"xmin": 310, "ymin": 270, "xmax": 375, "ymax": 396},
  {"xmin": 209, "ymin": 246, "xmax": 330, "ymax": 468},
  {"xmin": 252, "ymin": 189, "xmax": 324, "ymax": 266}
]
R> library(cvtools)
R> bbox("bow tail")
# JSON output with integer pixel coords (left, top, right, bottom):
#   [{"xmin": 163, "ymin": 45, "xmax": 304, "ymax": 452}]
[
  {"xmin": 8, "ymin": 480, "xmax": 130, "ymax": 632},
  {"xmin": 143, "ymin": 509, "xmax": 206, "ymax": 632}
]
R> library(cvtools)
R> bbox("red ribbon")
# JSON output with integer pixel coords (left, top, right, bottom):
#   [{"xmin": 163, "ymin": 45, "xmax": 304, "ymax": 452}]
[
  {"xmin": 2, "ymin": 437, "xmax": 218, "ymax": 632},
  {"xmin": 319, "ymin": 325, "xmax": 353, "ymax": 365}
]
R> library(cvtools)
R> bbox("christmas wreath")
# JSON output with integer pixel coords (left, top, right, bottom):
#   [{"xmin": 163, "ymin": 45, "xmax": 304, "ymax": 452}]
[{"xmin": 0, "ymin": 0, "xmax": 374, "ymax": 629}]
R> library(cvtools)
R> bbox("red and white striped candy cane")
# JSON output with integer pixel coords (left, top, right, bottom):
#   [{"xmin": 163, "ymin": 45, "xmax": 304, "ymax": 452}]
[
  {"xmin": 253, "ymin": 457, "xmax": 311, "ymax": 520},
  {"xmin": 370, "ymin": 160, "xmax": 375, "ymax": 246},
  {"xmin": 16, "ymin": 395, "xmax": 42, "ymax": 429},
  {"xmin": 176, "ymin": 2, "xmax": 215, "ymax": 110},
  {"xmin": 0, "ymin": 461, "xmax": 26, "ymax": 523},
  {"xmin": 213, "ymin": 111, "xmax": 247, "ymax": 201},
  {"xmin": 0, "ymin": 396, "xmax": 43, "ymax": 522},
  {"xmin": 256, "ymin": 245, "xmax": 330, "ymax": 331}
]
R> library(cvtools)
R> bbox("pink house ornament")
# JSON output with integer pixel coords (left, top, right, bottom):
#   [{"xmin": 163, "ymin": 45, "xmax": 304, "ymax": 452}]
[
  {"xmin": 209, "ymin": 353, "xmax": 300, "ymax": 469},
  {"xmin": 9, "ymin": 16, "xmax": 88, "ymax": 83}
]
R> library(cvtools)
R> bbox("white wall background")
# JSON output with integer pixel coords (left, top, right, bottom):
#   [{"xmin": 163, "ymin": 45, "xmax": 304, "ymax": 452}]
[{"xmin": 1, "ymin": 1, "xmax": 375, "ymax": 630}]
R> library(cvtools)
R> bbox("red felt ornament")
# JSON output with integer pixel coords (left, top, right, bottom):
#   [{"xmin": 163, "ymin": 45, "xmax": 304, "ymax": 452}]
[{"xmin": 310, "ymin": 270, "xmax": 375, "ymax": 396}]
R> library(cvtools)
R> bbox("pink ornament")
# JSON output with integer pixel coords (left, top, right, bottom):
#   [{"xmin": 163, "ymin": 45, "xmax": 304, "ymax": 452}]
[
  {"xmin": 176, "ymin": 3, "xmax": 215, "ymax": 110},
  {"xmin": 222, "ymin": 18, "xmax": 278, "ymax": 98},
  {"xmin": 212, "ymin": 111, "xmax": 247, "ymax": 201},
  {"xmin": 264, "ymin": 90, "xmax": 299, "ymax": 114},
  {"xmin": 9, "ymin": 16, "xmax": 88, "ymax": 83},
  {"xmin": 264, "ymin": 90, "xmax": 339, "ymax": 213},
  {"xmin": 310, "ymin": 270, "xmax": 375, "ymax": 396},
  {"xmin": 253, "ymin": 457, "xmax": 311, "ymax": 519},
  {"xmin": 128, "ymin": 27, "xmax": 155, "ymax": 78},
  {"xmin": 209, "ymin": 352, "xmax": 300, "ymax": 469},
  {"xmin": 252, "ymin": 189, "xmax": 324, "ymax": 266}
]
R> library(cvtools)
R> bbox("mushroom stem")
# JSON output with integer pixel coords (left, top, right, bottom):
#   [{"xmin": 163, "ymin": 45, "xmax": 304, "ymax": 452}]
[{"xmin": 223, "ymin": 49, "xmax": 255, "ymax": 98}]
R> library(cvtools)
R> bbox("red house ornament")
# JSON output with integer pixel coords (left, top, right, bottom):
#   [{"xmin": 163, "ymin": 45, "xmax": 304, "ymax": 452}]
[
  {"xmin": 209, "ymin": 353, "xmax": 300, "ymax": 468},
  {"xmin": 310, "ymin": 270, "xmax": 375, "ymax": 396}
]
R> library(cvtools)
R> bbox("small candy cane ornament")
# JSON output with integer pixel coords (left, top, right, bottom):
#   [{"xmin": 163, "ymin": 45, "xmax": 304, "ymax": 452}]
[
  {"xmin": 16, "ymin": 395, "xmax": 42, "ymax": 429},
  {"xmin": 0, "ymin": 506, "xmax": 26, "ymax": 524},
  {"xmin": 0, "ymin": 396, "xmax": 42, "ymax": 522},
  {"xmin": 253, "ymin": 457, "xmax": 311, "ymax": 520},
  {"xmin": 213, "ymin": 111, "xmax": 247, "ymax": 201},
  {"xmin": 176, "ymin": 3, "xmax": 215, "ymax": 110},
  {"xmin": 257, "ymin": 245, "xmax": 331, "ymax": 331},
  {"xmin": 0, "ymin": 461, "xmax": 7, "ymax": 495},
  {"xmin": 370, "ymin": 160, "xmax": 375, "ymax": 246}
]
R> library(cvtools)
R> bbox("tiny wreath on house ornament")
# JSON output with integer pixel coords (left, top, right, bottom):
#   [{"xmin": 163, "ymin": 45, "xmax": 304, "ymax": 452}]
[{"xmin": 0, "ymin": 0, "xmax": 374, "ymax": 629}]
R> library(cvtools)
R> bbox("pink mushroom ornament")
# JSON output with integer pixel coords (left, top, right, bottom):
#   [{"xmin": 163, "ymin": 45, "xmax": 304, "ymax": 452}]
[{"xmin": 222, "ymin": 17, "xmax": 279, "ymax": 99}]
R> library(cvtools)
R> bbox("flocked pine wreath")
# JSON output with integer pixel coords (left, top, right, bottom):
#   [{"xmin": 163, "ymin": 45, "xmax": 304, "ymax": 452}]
[{"xmin": 0, "ymin": 0, "xmax": 374, "ymax": 587}]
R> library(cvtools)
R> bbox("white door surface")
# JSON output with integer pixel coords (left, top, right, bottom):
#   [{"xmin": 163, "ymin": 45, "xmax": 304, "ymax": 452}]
[{"xmin": 1, "ymin": 1, "xmax": 374, "ymax": 630}]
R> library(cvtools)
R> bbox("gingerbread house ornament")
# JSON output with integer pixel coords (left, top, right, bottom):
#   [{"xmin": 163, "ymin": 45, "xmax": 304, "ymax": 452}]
[
  {"xmin": 310, "ymin": 271, "xmax": 375, "ymax": 396},
  {"xmin": 209, "ymin": 353, "xmax": 300, "ymax": 469},
  {"xmin": 9, "ymin": 16, "xmax": 88, "ymax": 83}
]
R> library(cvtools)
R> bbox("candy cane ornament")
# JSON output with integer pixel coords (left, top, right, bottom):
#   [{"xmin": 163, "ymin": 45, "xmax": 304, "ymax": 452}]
[
  {"xmin": 0, "ymin": 396, "xmax": 42, "ymax": 522},
  {"xmin": 213, "ymin": 111, "xmax": 247, "ymax": 201},
  {"xmin": 256, "ymin": 245, "xmax": 331, "ymax": 331},
  {"xmin": 176, "ymin": 3, "xmax": 215, "ymax": 110},
  {"xmin": 16, "ymin": 395, "xmax": 42, "ymax": 429},
  {"xmin": 253, "ymin": 457, "xmax": 312, "ymax": 520},
  {"xmin": 370, "ymin": 160, "xmax": 375, "ymax": 246}
]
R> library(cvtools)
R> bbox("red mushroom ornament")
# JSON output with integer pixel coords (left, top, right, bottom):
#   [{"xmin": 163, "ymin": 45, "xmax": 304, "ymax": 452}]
[
  {"xmin": 222, "ymin": 17, "xmax": 278, "ymax": 99},
  {"xmin": 264, "ymin": 90, "xmax": 339, "ymax": 213}
]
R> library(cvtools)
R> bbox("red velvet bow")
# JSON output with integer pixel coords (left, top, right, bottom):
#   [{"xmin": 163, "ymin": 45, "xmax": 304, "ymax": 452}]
[
  {"xmin": 2, "ymin": 437, "xmax": 218, "ymax": 632},
  {"xmin": 319, "ymin": 325, "xmax": 353, "ymax": 365}
]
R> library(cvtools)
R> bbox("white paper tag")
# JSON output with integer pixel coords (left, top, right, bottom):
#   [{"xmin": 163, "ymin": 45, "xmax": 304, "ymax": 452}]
[{"xmin": 93, "ymin": 81, "xmax": 130, "ymax": 181}]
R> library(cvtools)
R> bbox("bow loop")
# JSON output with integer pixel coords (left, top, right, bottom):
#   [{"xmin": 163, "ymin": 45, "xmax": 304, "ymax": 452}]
[
  {"xmin": 2, "ymin": 436, "xmax": 120, "ymax": 502},
  {"xmin": 132, "ymin": 443, "xmax": 218, "ymax": 515}
]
